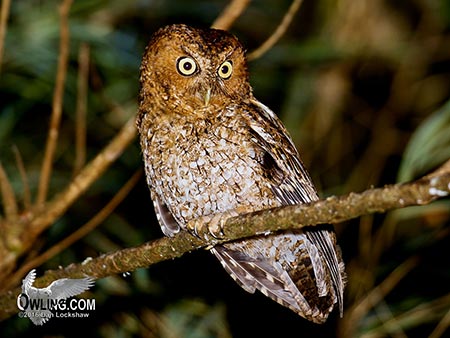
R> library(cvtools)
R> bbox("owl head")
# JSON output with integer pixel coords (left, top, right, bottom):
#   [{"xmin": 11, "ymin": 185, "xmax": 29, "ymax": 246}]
[{"xmin": 139, "ymin": 24, "xmax": 253, "ymax": 113}]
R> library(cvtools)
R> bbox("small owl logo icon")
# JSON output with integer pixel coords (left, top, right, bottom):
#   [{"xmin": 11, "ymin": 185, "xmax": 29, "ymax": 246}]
[{"xmin": 18, "ymin": 269, "xmax": 94, "ymax": 325}]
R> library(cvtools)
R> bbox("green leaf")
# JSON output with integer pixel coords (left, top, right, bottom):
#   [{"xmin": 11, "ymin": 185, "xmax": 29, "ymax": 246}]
[{"xmin": 398, "ymin": 99, "xmax": 450, "ymax": 182}]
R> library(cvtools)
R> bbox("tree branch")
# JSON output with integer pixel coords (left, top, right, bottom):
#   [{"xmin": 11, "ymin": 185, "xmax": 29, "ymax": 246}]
[
  {"xmin": 0, "ymin": 116, "xmax": 136, "ymax": 284},
  {"xmin": 26, "ymin": 117, "xmax": 137, "ymax": 243},
  {"xmin": 247, "ymin": 0, "xmax": 303, "ymax": 60},
  {"xmin": 0, "ymin": 0, "xmax": 11, "ymax": 73},
  {"xmin": 3, "ymin": 170, "xmax": 143, "ymax": 291},
  {"xmin": 73, "ymin": 42, "xmax": 90, "ymax": 177},
  {"xmin": 211, "ymin": 0, "xmax": 251, "ymax": 31},
  {"xmin": 36, "ymin": 0, "xmax": 73, "ymax": 205},
  {"xmin": 0, "ymin": 159, "xmax": 448, "ymax": 320}
]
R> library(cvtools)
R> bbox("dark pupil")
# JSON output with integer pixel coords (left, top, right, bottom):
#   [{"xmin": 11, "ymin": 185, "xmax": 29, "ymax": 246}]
[
  {"xmin": 183, "ymin": 62, "xmax": 192, "ymax": 71},
  {"xmin": 221, "ymin": 65, "xmax": 229, "ymax": 73}
]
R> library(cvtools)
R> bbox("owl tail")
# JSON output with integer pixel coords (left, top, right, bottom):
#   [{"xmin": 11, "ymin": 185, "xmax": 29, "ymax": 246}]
[{"xmin": 211, "ymin": 231, "xmax": 343, "ymax": 323}]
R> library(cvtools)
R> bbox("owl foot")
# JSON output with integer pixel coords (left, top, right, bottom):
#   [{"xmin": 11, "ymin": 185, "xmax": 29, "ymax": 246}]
[{"xmin": 187, "ymin": 210, "xmax": 239, "ymax": 240}]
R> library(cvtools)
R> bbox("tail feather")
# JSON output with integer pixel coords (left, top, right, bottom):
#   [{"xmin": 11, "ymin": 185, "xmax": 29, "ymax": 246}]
[
  {"xmin": 305, "ymin": 227, "xmax": 346, "ymax": 315},
  {"xmin": 211, "ymin": 230, "xmax": 343, "ymax": 323}
]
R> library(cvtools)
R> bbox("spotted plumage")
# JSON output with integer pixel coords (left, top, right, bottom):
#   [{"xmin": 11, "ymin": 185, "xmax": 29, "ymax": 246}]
[{"xmin": 137, "ymin": 24, "xmax": 345, "ymax": 323}]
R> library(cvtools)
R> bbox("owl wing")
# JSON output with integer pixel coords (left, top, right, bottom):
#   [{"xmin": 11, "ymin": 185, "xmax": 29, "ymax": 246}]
[
  {"xmin": 246, "ymin": 99, "xmax": 346, "ymax": 315},
  {"xmin": 47, "ymin": 277, "xmax": 95, "ymax": 299},
  {"xmin": 246, "ymin": 100, "xmax": 318, "ymax": 204},
  {"xmin": 22, "ymin": 269, "xmax": 36, "ymax": 294},
  {"xmin": 151, "ymin": 190, "xmax": 182, "ymax": 237},
  {"xmin": 212, "ymin": 240, "xmax": 328, "ymax": 322},
  {"xmin": 209, "ymin": 99, "xmax": 344, "ymax": 319}
]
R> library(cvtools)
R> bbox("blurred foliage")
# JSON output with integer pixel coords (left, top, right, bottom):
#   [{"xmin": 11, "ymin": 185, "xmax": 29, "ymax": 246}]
[
  {"xmin": 398, "ymin": 98, "xmax": 450, "ymax": 182},
  {"xmin": 0, "ymin": 0, "xmax": 449, "ymax": 337}
]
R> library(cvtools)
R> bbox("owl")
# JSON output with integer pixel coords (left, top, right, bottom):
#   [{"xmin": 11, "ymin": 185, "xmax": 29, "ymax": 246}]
[{"xmin": 137, "ymin": 24, "xmax": 345, "ymax": 323}]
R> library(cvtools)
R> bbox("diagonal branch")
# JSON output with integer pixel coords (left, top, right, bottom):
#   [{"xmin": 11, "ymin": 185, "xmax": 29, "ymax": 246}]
[
  {"xmin": 3, "ymin": 170, "xmax": 143, "ymax": 291},
  {"xmin": 0, "ymin": 163, "xmax": 18, "ymax": 219},
  {"xmin": 0, "ymin": 159, "xmax": 448, "ymax": 320},
  {"xmin": 73, "ymin": 43, "xmax": 90, "ymax": 177},
  {"xmin": 247, "ymin": 0, "xmax": 303, "ymax": 60},
  {"xmin": 0, "ymin": 0, "xmax": 11, "ymax": 73},
  {"xmin": 12, "ymin": 146, "xmax": 31, "ymax": 210},
  {"xmin": 26, "ymin": 117, "xmax": 137, "ymax": 243},
  {"xmin": 211, "ymin": 0, "xmax": 251, "ymax": 31},
  {"xmin": 36, "ymin": 0, "xmax": 73, "ymax": 205},
  {"xmin": 0, "ymin": 114, "xmax": 136, "ymax": 287}
]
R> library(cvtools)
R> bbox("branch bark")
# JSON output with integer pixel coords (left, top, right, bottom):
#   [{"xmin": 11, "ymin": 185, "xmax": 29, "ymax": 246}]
[
  {"xmin": 0, "ymin": 159, "xmax": 448, "ymax": 320},
  {"xmin": 0, "ymin": 116, "xmax": 137, "ymax": 283},
  {"xmin": 36, "ymin": 0, "xmax": 73, "ymax": 205},
  {"xmin": 26, "ymin": 117, "xmax": 137, "ymax": 242},
  {"xmin": 211, "ymin": 0, "xmax": 251, "ymax": 30},
  {"xmin": 247, "ymin": 0, "xmax": 303, "ymax": 60},
  {"xmin": 0, "ymin": 0, "xmax": 11, "ymax": 73}
]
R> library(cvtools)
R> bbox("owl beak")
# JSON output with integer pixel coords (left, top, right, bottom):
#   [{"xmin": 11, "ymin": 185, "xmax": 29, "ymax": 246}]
[{"xmin": 203, "ymin": 87, "xmax": 211, "ymax": 106}]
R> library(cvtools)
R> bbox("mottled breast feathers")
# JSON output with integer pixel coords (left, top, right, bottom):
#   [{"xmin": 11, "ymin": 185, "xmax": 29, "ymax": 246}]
[{"xmin": 137, "ymin": 23, "xmax": 346, "ymax": 323}]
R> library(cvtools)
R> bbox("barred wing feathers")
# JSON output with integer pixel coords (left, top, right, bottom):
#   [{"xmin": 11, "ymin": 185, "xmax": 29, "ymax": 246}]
[{"xmin": 211, "ymin": 99, "xmax": 345, "ymax": 321}]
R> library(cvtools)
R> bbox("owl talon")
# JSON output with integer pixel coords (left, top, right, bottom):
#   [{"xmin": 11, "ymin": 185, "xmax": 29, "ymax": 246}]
[
  {"xmin": 207, "ymin": 214, "xmax": 225, "ymax": 239},
  {"xmin": 187, "ymin": 211, "xmax": 238, "ymax": 240},
  {"xmin": 186, "ymin": 218, "xmax": 205, "ymax": 239},
  {"xmin": 210, "ymin": 227, "xmax": 225, "ymax": 239},
  {"xmin": 208, "ymin": 210, "xmax": 239, "ymax": 239},
  {"xmin": 187, "ymin": 214, "xmax": 224, "ymax": 240},
  {"xmin": 187, "ymin": 216, "xmax": 208, "ymax": 240}
]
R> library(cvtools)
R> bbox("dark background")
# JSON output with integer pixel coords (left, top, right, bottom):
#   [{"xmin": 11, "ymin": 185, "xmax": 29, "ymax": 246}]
[{"xmin": 1, "ymin": 0, "xmax": 450, "ymax": 337}]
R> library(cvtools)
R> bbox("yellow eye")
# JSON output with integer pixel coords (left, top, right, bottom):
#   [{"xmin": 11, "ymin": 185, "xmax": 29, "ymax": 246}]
[
  {"xmin": 218, "ymin": 60, "xmax": 233, "ymax": 79},
  {"xmin": 177, "ymin": 57, "xmax": 197, "ymax": 76}
]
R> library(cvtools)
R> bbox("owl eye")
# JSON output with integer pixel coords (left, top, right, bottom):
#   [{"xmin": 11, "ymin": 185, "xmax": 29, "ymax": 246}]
[
  {"xmin": 218, "ymin": 61, "xmax": 233, "ymax": 79},
  {"xmin": 177, "ymin": 57, "xmax": 197, "ymax": 76}
]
